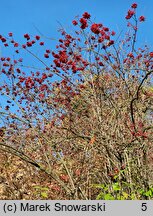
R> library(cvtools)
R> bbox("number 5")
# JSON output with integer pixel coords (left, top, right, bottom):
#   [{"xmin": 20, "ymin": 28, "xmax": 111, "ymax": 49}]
[{"xmin": 141, "ymin": 203, "xmax": 147, "ymax": 211}]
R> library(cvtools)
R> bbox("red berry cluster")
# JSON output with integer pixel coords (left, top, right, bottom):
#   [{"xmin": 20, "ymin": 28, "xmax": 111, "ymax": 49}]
[{"xmin": 125, "ymin": 2, "xmax": 145, "ymax": 22}]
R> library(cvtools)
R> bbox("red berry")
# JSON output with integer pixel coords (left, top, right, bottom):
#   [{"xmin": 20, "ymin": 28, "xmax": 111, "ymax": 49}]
[
  {"xmin": 35, "ymin": 35, "xmax": 40, "ymax": 40},
  {"xmin": 44, "ymin": 53, "xmax": 49, "ymax": 58},
  {"xmin": 8, "ymin": 32, "xmax": 13, "ymax": 37},
  {"xmin": 1, "ymin": 38, "xmax": 6, "ymax": 42},
  {"xmin": 40, "ymin": 41, "xmax": 44, "ymax": 46}
]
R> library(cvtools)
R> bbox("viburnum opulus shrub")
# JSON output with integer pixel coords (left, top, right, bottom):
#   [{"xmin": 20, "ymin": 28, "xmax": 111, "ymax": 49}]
[{"xmin": 0, "ymin": 3, "xmax": 152, "ymax": 199}]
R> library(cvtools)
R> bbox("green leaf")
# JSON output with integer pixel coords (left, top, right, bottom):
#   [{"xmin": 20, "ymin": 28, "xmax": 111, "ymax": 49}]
[
  {"xmin": 103, "ymin": 186, "xmax": 109, "ymax": 191},
  {"xmin": 113, "ymin": 175, "xmax": 119, "ymax": 180},
  {"xmin": 33, "ymin": 186, "xmax": 41, "ymax": 189},
  {"xmin": 91, "ymin": 184, "xmax": 105, "ymax": 189},
  {"xmin": 41, "ymin": 192, "xmax": 48, "ymax": 198},
  {"xmin": 122, "ymin": 192, "xmax": 129, "ymax": 199},
  {"xmin": 113, "ymin": 183, "xmax": 120, "ymax": 191},
  {"xmin": 139, "ymin": 189, "xmax": 144, "ymax": 195},
  {"xmin": 104, "ymin": 194, "xmax": 115, "ymax": 200},
  {"xmin": 145, "ymin": 190, "xmax": 152, "ymax": 197},
  {"xmin": 131, "ymin": 193, "xmax": 137, "ymax": 200},
  {"xmin": 41, "ymin": 187, "xmax": 49, "ymax": 191},
  {"xmin": 96, "ymin": 192, "xmax": 104, "ymax": 200}
]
